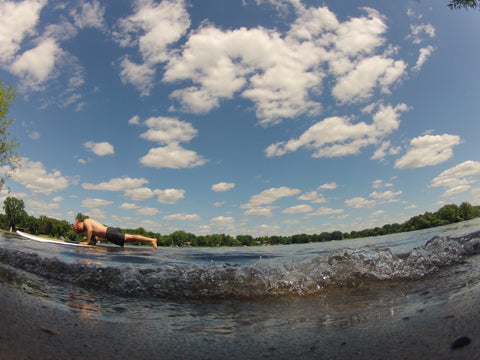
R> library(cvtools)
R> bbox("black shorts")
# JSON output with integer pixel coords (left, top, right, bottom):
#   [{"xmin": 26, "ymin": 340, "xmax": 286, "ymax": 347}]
[{"xmin": 106, "ymin": 227, "xmax": 125, "ymax": 247}]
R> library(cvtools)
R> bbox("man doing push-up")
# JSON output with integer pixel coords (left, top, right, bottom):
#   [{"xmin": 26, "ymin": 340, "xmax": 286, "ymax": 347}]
[{"xmin": 73, "ymin": 218, "xmax": 157, "ymax": 250}]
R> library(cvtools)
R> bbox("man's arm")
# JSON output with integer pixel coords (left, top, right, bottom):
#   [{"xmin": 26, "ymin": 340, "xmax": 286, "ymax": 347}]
[{"xmin": 80, "ymin": 220, "xmax": 97, "ymax": 245}]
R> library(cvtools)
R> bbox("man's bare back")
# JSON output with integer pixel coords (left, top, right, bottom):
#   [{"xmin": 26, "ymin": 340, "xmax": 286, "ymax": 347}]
[{"xmin": 83, "ymin": 218, "xmax": 108, "ymax": 238}]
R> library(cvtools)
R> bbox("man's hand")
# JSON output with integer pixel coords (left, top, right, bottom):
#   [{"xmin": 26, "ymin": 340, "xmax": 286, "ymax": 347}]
[{"xmin": 79, "ymin": 241, "xmax": 96, "ymax": 246}]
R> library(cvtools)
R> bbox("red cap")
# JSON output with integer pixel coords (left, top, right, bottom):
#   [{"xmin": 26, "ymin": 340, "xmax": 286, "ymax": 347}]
[{"xmin": 73, "ymin": 218, "xmax": 82, "ymax": 233}]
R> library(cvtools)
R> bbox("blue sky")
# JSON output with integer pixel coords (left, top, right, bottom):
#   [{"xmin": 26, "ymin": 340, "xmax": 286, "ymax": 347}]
[{"xmin": 1, "ymin": 0, "xmax": 480, "ymax": 237}]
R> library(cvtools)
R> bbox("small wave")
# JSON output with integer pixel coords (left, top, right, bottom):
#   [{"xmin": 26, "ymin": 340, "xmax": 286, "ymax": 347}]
[{"xmin": 1, "ymin": 232, "xmax": 479, "ymax": 299}]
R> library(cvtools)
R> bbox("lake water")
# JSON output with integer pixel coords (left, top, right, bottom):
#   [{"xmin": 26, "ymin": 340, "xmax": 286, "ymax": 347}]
[{"xmin": 1, "ymin": 218, "xmax": 480, "ymax": 358}]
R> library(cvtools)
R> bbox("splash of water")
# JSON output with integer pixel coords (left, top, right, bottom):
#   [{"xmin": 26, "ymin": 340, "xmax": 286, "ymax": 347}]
[{"xmin": 1, "ymin": 233, "xmax": 479, "ymax": 299}]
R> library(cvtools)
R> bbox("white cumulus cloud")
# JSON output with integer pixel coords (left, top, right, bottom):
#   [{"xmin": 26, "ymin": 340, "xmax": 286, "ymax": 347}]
[
  {"xmin": 155, "ymin": 188, "xmax": 185, "ymax": 204},
  {"xmin": 70, "ymin": 0, "xmax": 105, "ymax": 30},
  {"xmin": 115, "ymin": 0, "xmax": 190, "ymax": 94},
  {"xmin": 140, "ymin": 116, "xmax": 198, "ymax": 144},
  {"xmin": 212, "ymin": 182, "xmax": 235, "ymax": 192},
  {"xmin": 266, "ymin": 103, "xmax": 408, "ymax": 158},
  {"xmin": 0, "ymin": 158, "xmax": 69, "ymax": 195},
  {"xmin": 135, "ymin": 207, "xmax": 159, "ymax": 216},
  {"xmin": 0, "ymin": 0, "xmax": 46, "ymax": 63},
  {"xmin": 138, "ymin": 117, "xmax": 207, "ymax": 169},
  {"xmin": 163, "ymin": 213, "xmax": 201, "ymax": 222},
  {"xmin": 163, "ymin": 6, "xmax": 407, "ymax": 125},
  {"xmin": 140, "ymin": 143, "xmax": 206, "ymax": 169},
  {"xmin": 83, "ymin": 177, "xmax": 149, "ymax": 191},
  {"xmin": 282, "ymin": 204, "xmax": 313, "ymax": 214},
  {"xmin": 429, "ymin": 160, "xmax": 480, "ymax": 197},
  {"xmin": 81, "ymin": 198, "xmax": 113, "ymax": 208},
  {"xmin": 305, "ymin": 207, "xmax": 344, "ymax": 217},
  {"xmin": 413, "ymin": 45, "xmax": 435, "ymax": 72},
  {"xmin": 84, "ymin": 141, "xmax": 115, "ymax": 156},
  {"xmin": 395, "ymin": 134, "xmax": 461, "ymax": 169},
  {"xmin": 242, "ymin": 186, "xmax": 301, "ymax": 209},
  {"xmin": 10, "ymin": 38, "xmax": 61, "ymax": 89}
]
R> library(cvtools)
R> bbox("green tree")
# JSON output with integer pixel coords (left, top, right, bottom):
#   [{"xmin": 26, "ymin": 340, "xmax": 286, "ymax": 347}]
[
  {"xmin": 38, "ymin": 216, "xmax": 54, "ymax": 235},
  {"xmin": 458, "ymin": 202, "xmax": 477, "ymax": 221},
  {"xmin": 382, "ymin": 223, "xmax": 400, "ymax": 234},
  {"xmin": 331, "ymin": 231, "xmax": 344, "ymax": 240},
  {"xmin": 269, "ymin": 235, "xmax": 287, "ymax": 245},
  {"xmin": 195, "ymin": 235, "xmax": 208, "ymax": 247},
  {"xmin": 291, "ymin": 233, "xmax": 309, "ymax": 244},
  {"xmin": 319, "ymin": 232, "xmax": 332, "ymax": 242},
  {"xmin": 52, "ymin": 219, "xmax": 70, "ymax": 238},
  {"xmin": 0, "ymin": 81, "xmax": 20, "ymax": 190},
  {"xmin": 448, "ymin": 0, "xmax": 478, "ymax": 9},
  {"xmin": 169, "ymin": 230, "xmax": 196, "ymax": 246},
  {"xmin": 22, "ymin": 215, "xmax": 39, "ymax": 234},
  {"xmin": 436, "ymin": 204, "xmax": 461, "ymax": 223},
  {"xmin": 236, "ymin": 235, "xmax": 253, "ymax": 246},
  {"xmin": 207, "ymin": 234, "xmax": 224, "ymax": 247},
  {"xmin": 76, "ymin": 213, "xmax": 88, "ymax": 221},
  {"xmin": 3, "ymin": 196, "xmax": 25, "ymax": 230}
]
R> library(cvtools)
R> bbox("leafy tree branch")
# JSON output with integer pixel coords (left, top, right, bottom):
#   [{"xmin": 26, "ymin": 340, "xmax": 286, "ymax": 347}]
[{"xmin": 0, "ymin": 80, "xmax": 20, "ymax": 190}]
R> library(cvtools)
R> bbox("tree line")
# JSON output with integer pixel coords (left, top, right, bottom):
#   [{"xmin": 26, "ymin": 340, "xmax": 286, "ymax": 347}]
[{"xmin": 2, "ymin": 196, "xmax": 480, "ymax": 247}]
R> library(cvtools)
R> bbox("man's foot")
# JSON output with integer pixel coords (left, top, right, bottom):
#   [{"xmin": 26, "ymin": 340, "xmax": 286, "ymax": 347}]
[{"xmin": 151, "ymin": 238, "xmax": 157, "ymax": 250}]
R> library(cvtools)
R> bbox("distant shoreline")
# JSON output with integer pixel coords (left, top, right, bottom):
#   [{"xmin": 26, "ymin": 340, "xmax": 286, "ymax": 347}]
[{"xmin": 3, "ymin": 202, "xmax": 480, "ymax": 247}]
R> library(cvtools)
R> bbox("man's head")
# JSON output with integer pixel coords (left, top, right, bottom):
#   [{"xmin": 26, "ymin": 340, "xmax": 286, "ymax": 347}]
[{"xmin": 73, "ymin": 218, "xmax": 84, "ymax": 233}]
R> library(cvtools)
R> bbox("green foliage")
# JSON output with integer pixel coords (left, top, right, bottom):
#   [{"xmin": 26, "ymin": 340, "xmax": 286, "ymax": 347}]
[
  {"xmin": 70, "ymin": 202, "xmax": 480, "ymax": 246},
  {"xmin": 3, "ymin": 197, "xmax": 480, "ymax": 247},
  {"xmin": 448, "ymin": 0, "xmax": 479, "ymax": 9},
  {"xmin": 166, "ymin": 230, "xmax": 196, "ymax": 246},
  {"xmin": 236, "ymin": 235, "xmax": 253, "ymax": 246},
  {"xmin": 0, "ymin": 80, "xmax": 20, "ymax": 190},
  {"xmin": 76, "ymin": 213, "xmax": 89, "ymax": 221},
  {"xmin": 3, "ymin": 196, "xmax": 25, "ymax": 230}
]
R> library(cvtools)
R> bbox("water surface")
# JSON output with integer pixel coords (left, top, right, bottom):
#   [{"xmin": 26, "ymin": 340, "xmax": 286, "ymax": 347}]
[{"xmin": 1, "ymin": 219, "xmax": 480, "ymax": 357}]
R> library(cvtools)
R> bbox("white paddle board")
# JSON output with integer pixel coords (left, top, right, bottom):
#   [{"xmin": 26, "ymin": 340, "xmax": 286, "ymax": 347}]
[
  {"xmin": 16, "ymin": 230, "xmax": 94, "ymax": 247},
  {"xmin": 15, "ymin": 230, "xmax": 149, "ymax": 251}
]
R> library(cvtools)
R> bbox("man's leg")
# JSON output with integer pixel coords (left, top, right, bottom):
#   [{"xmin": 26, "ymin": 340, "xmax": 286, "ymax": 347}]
[{"xmin": 124, "ymin": 234, "xmax": 157, "ymax": 249}]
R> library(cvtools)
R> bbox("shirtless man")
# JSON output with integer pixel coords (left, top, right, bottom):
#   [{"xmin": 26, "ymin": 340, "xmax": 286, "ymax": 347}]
[{"xmin": 73, "ymin": 218, "xmax": 157, "ymax": 250}]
